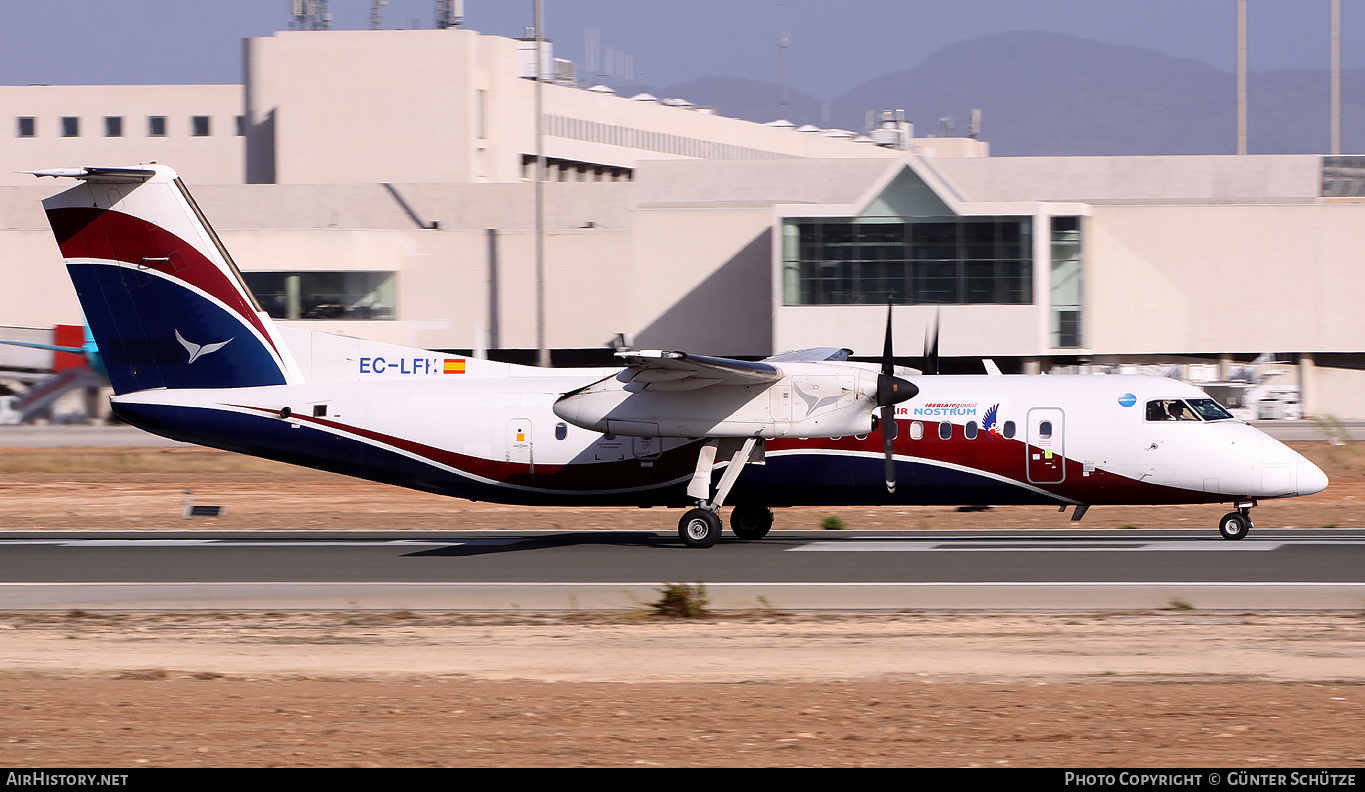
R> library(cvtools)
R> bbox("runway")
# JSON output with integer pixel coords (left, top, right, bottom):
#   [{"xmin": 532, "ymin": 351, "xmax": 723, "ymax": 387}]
[{"xmin": 1, "ymin": 528, "xmax": 1361, "ymax": 610}]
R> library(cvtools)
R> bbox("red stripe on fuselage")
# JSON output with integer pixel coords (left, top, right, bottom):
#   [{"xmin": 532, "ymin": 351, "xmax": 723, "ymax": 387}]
[
  {"xmin": 232, "ymin": 404, "xmax": 1209, "ymax": 504},
  {"xmin": 45, "ymin": 206, "xmax": 280, "ymax": 359},
  {"xmin": 769, "ymin": 430, "xmax": 1216, "ymax": 505}
]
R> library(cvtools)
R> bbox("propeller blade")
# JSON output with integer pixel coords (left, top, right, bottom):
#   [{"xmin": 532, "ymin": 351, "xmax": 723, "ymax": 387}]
[
  {"xmin": 922, "ymin": 309, "xmax": 940, "ymax": 376},
  {"xmin": 882, "ymin": 403, "xmax": 897, "ymax": 493},
  {"xmin": 877, "ymin": 300, "xmax": 916, "ymax": 492},
  {"xmin": 882, "ymin": 300, "xmax": 896, "ymax": 379}
]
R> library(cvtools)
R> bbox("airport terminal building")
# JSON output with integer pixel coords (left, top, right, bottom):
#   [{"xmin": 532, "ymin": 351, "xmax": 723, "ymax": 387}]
[{"xmin": 2, "ymin": 26, "xmax": 1363, "ymax": 417}]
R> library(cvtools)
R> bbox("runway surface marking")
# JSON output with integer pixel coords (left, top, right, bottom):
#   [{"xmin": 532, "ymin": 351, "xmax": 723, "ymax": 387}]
[
  {"xmin": 790, "ymin": 539, "xmax": 1365, "ymax": 552},
  {"xmin": 0, "ymin": 539, "xmax": 463, "ymax": 547}
]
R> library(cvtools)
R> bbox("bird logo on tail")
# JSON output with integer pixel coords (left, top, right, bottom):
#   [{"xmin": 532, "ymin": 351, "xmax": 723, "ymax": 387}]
[{"xmin": 175, "ymin": 329, "xmax": 233, "ymax": 365}]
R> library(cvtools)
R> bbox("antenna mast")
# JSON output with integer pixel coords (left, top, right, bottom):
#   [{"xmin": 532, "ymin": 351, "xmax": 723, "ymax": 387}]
[
  {"xmin": 435, "ymin": 1, "xmax": 464, "ymax": 29},
  {"xmin": 777, "ymin": 3, "xmax": 790, "ymax": 118}
]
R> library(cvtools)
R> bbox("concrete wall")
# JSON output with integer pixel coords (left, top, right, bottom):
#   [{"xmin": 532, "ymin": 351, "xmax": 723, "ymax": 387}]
[
  {"xmin": 1309, "ymin": 364, "xmax": 1365, "ymax": 420},
  {"xmin": 0, "ymin": 85, "xmax": 243, "ymax": 186},
  {"xmin": 936, "ymin": 155, "xmax": 1322, "ymax": 204},
  {"xmin": 242, "ymin": 29, "xmax": 893, "ymax": 187},
  {"xmin": 1086, "ymin": 203, "xmax": 1365, "ymax": 355}
]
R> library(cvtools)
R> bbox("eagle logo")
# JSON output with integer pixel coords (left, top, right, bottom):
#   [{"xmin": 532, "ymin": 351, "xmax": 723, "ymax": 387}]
[
  {"xmin": 982, "ymin": 403, "xmax": 1001, "ymax": 436},
  {"xmin": 175, "ymin": 329, "xmax": 233, "ymax": 364}
]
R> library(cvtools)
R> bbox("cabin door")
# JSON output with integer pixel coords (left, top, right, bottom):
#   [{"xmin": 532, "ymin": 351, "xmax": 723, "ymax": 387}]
[{"xmin": 1025, "ymin": 408, "xmax": 1065, "ymax": 484}]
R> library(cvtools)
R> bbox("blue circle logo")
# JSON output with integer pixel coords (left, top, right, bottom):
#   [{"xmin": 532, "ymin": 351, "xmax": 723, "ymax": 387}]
[{"xmin": 1118, "ymin": 393, "xmax": 1136, "ymax": 407}]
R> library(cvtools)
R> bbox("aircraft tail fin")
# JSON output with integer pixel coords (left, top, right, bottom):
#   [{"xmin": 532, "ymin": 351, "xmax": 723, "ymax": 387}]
[{"xmin": 31, "ymin": 165, "xmax": 298, "ymax": 395}]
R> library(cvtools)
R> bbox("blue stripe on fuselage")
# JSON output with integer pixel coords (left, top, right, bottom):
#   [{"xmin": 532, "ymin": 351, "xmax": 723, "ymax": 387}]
[{"xmin": 113, "ymin": 401, "xmax": 1062, "ymax": 509}]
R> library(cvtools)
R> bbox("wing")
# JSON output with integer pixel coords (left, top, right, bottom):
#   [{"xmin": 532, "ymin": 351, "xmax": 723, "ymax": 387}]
[
  {"xmin": 762, "ymin": 347, "xmax": 852, "ymax": 363},
  {"xmin": 615, "ymin": 350, "xmax": 782, "ymax": 392}
]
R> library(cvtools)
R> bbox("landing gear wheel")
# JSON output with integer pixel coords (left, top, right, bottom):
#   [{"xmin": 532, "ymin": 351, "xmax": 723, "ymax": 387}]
[
  {"xmin": 730, "ymin": 505, "xmax": 774, "ymax": 540},
  {"xmin": 1219, "ymin": 511, "xmax": 1252, "ymax": 541},
  {"xmin": 679, "ymin": 508, "xmax": 723, "ymax": 548}
]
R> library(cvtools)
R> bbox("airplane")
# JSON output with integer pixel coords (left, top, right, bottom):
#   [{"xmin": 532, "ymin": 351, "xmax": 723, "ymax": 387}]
[
  {"xmin": 25, "ymin": 164, "xmax": 1329, "ymax": 547},
  {"xmin": 0, "ymin": 323, "xmax": 105, "ymax": 378}
]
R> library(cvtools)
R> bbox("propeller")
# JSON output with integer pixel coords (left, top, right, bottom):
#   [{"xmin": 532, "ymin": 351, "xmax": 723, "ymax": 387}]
[{"xmin": 877, "ymin": 300, "xmax": 918, "ymax": 493}]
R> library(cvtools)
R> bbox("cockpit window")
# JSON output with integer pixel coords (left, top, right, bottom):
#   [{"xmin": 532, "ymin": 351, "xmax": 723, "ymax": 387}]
[
  {"xmin": 1145, "ymin": 398, "xmax": 1234, "ymax": 422},
  {"xmin": 1187, "ymin": 398, "xmax": 1234, "ymax": 421},
  {"xmin": 1145, "ymin": 399, "xmax": 1201, "ymax": 421}
]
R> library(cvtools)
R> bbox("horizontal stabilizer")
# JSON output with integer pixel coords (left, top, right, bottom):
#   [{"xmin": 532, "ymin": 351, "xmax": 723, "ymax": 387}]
[{"xmin": 24, "ymin": 167, "xmax": 156, "ymax": 184}]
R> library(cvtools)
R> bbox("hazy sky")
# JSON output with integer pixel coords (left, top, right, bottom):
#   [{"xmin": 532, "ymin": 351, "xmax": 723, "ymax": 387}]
[{"xmin": 1, "ymin": 1, "xmax": 1360, "ymax": 98}]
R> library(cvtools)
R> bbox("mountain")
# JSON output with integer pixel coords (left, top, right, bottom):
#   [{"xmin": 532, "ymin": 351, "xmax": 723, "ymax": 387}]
[
  {"xmin": 655, "ymin": 76, "xmax": 827, "ymax": 128},
  {"xmin": 648, "ymin": 31, "xmax": 1365, "ymax": 156}
]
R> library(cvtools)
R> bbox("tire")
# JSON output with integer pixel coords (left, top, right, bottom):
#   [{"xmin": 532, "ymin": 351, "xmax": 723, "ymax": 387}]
[
  {"xmin": 679, "ymin": 508, "xmax": 722, "ymax": 548},
  {"xmin": 1218, "ymin": 511, "xmax": 1251, "ymax": 541},
  {"xmin": 729, "ymin": 504, "xmax": 774, "ymax": 540}
]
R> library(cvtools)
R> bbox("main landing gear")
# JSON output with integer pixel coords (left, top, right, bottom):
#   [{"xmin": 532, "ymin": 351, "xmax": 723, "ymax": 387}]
[
  {"xmin": 1218, "ymin": 499, "xmax": 1257, "ymax": 541},
  {"xmin": 678, "ymin": 438, "xmax": 771, "ymax": 548}
]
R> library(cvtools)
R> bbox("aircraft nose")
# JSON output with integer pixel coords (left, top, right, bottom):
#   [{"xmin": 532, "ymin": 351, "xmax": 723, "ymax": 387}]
[{"xmin": 1296, "ymin": 454, "xmax": 1329, "ymax": 496}]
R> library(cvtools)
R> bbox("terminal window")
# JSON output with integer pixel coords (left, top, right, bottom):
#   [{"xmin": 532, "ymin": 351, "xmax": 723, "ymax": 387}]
[
  {"xmin": 104, "ymin": 117, "xmax": 123, "ymax": 137},
  {"xmin": 148, "ymin": 116, "xmax": 166, "ymax": 136},
  {"xmin": 243, "ymin": 271, "xmax": 396, "ymax": 321},
  {"xmin": 191, "ymin": 116, "xmax": 210, "ymax": 137},
  {"xmin": 782, "ymin": 217, "xmax": 1032, "ymax": 306},
  {"xmin": 16, "ymin": 117, "xmax": 35, "ymax": 137},
  {"xmin": 60, "ymin": 117, "xmax": 79, "ymax": 137}
]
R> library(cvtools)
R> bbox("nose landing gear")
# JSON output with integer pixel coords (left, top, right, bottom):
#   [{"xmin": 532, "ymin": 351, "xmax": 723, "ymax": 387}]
[{"xmin": 1218, "ymin": 499, "xmax": 1257, "ymax": 540}]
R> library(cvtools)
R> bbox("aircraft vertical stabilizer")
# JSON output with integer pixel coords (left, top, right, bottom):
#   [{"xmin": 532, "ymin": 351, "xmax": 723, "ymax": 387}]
[{"xmin": 31, "ymin": 165, "xmax": 300, "ymax": 395}]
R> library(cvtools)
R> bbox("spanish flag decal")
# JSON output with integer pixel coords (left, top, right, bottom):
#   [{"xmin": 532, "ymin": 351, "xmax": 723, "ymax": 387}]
[{"xmin": 444, "ymin": 359, "xmax": 466, "ymax": 374}]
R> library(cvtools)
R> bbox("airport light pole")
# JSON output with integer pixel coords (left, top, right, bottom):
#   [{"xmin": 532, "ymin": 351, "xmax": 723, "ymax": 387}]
[
  {"xmin": 1331, "ymin": 0, "xmax": 1341, "ymax": 156},
  {"xmin": 534, "ymin": 0, "xmax": 550, "ymax": 367},
  {"xmin": 1237, "ymin": 0, "xmax": 1248, "ymax": 155}
]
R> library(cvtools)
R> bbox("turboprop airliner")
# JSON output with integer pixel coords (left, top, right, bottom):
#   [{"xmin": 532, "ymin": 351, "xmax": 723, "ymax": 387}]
[{"xmin": 26, "ymin": 165, "xmax": 1328, "ymax": 547}]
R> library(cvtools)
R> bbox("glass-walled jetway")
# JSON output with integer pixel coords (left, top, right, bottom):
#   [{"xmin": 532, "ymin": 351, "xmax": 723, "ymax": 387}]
[
  {"xmin": 244, "ymin": 271, "xmax": 396, "ymax": 321},
  {"xmin": 781, "ymin": 216, "xmax": 1033, "ymax": 306},
  {"xmin": 781, "ymin": 214, "xmax": 1085, "ymax": 351}
]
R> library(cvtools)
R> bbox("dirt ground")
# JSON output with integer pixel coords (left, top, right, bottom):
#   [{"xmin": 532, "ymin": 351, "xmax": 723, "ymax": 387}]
[{"xmin": 0, "ymin": 441, "xmax": 1361, "ymax": 767}]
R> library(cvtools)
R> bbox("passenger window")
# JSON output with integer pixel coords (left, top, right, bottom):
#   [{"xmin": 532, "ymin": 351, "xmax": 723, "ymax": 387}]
[
  {"xmin": 555, "ymin": 422, "xmax": 568, "ymax": 440},
  {"xmin": 1039, "ymin": 420, "xmax": 1053, "ymax": 440},
  {"xmin": 1002, "ymin": 420, "xmax": 1015, "ymax": 439},
  {"xmin": 938, "ymin": 422, "xmax": 952, "ymax": 440},
  {"xmin": 909, "ymin": 421, "xmax": 924, "ymax": 440},
  {"xmin": 965, "ymin": 421, "xmax": 978, "ymax": 440}
]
